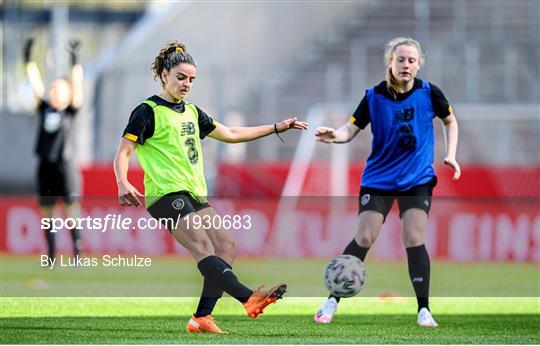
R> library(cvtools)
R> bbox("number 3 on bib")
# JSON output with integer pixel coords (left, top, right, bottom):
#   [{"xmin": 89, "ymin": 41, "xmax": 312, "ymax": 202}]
[{"xmin": 185, "ymin": 137, "xmax": 198, "ymax": 164}]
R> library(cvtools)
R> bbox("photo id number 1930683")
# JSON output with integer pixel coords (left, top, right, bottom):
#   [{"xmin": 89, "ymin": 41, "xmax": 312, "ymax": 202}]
[{"xmin": 183, "ymin": 214, "xmax": 252, "ymax": 231}]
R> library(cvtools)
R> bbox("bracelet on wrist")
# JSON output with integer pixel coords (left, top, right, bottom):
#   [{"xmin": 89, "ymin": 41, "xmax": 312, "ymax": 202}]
[{"xmin": 274, "ymin": 123, "xmax": 285, "ymax": 143}]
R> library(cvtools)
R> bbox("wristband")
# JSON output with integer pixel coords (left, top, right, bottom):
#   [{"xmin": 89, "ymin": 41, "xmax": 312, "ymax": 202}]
[{"xmin": 274, "ymin": 123, "xmax": 284, "ymax": 143}]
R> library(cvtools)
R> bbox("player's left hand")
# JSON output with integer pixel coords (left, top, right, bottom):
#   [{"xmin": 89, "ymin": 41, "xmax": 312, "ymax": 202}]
[
  {"xmin": 276, "ymin": 117, "xmax": 308, "ymax": 132},
  {"xmin": 444, "ymin": 157, "xmax": 461, "ymax": 181}
]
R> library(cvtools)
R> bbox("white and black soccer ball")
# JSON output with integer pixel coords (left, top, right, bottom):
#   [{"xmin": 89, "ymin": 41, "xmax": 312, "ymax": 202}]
[{"xmin": 324, "ymin": 255, "xmax": 366, "ymax": 298}]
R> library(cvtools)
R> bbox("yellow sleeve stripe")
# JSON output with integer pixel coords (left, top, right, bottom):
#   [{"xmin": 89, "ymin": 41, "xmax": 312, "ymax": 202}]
[
  {"xmin": 124, "ymin": 133, "xmax": 138, "ymax": 142},
  {"xmin": 448, "ymin": 105, "xmax": 453, "ymax": 114},
  {"xmin": 348, "ymin": 116, "xmax": 356, "ymax": 124},
  {"xmin": 212, "ymin": 120, "xmax": 220, "ymax": 127}
]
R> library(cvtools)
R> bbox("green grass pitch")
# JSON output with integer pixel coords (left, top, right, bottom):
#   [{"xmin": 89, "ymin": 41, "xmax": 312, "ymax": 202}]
[
  {"xmin": 1, "ymin": 255, "xmax": 539, "ymax": 344},
  {"xmin": 1, "ymin": 297, "xmax": 539, "ymax": 344}
]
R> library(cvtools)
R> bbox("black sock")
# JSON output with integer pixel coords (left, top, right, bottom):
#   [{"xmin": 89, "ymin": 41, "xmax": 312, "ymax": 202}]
[
  {"xmin": 197, "ymin": 255, "xmax": 252, "ymax": 304},
  {"xmin": 44, "ymin": 227, "xmax": 56, "ymax": 260},
  {"xmin": 343, "ymin": 239, "xmax": 370, "ymax": 261},
  {"xmin": 194, "ymin": 259, "xmax": 229, "ymax": 317},
  {"xmin": 329, "ymin": 239, "xmax": 370, "ymax": 303},
  {"xmin": 194, "ymin": 279, "xmax": 224, "ymax": 317},
  {"xmin": 70, "ymin": 228, "xmax": 81, "ymax": 257},
  {"xmin": 406, "ymin": 244, "xmax": 430, "ymax": 312}
]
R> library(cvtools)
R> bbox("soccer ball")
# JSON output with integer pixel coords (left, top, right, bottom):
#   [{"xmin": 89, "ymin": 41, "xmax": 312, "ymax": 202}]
[{"xmin": 324, "ymin": 255, "xmax": 366, "ymax": 298}]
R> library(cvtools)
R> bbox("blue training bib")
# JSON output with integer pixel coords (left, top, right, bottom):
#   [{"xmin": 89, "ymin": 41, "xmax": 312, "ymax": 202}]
[{"xmin": 361, "ymin": 80, "xmax": 435, "ymax": 191}]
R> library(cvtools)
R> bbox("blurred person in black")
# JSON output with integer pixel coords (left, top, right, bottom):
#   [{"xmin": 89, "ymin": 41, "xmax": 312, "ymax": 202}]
[{"xmin": 24, "ymin": 38, "xmax": 84, "ymax": 263}]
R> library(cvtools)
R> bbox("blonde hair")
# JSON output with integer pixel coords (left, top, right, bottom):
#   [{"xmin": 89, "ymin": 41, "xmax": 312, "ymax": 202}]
[
  {"xmin": 384, "ymin": 37, "xmax": 424, "ymax": 99},
  {"xmin": 151, "ymin": 41, "xmax": 196, "ymax": 85}
]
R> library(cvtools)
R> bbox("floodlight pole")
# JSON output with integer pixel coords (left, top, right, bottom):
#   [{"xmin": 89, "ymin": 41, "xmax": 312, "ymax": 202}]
[{"xmin": 50, "ymin": 3, "xmax": 69, "ymax": 80}]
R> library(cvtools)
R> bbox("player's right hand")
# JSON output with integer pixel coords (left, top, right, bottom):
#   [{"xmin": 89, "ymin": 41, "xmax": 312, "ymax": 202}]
[
  {"xmin": 117, "ymin": 181, "xmax": 144, "ymax": 207},
  {"xmin": 315, "ymin": 127, "xmax": 337, "ymax": 143}
]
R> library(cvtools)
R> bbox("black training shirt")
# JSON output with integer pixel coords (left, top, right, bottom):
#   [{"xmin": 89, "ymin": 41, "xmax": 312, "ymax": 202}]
[
  {"xmin": 122, "ymin": 95, "xmax": 216, "ymax": 145},
  {"xmin": 35, "ymin": 99, "xmax": 78, "ymax": 162},
  {"xmin": 351, "ymin": 79, "xmax": 453, "ymax": 129}
]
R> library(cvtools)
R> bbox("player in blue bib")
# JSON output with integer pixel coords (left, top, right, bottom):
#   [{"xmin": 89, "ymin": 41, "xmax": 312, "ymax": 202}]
[{"xmin": 314, "ymin": 37, "xmax": 461, "ymax": 327}]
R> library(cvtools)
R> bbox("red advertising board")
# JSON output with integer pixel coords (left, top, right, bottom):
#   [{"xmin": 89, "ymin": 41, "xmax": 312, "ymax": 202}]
[{"xmin": 1, "ymin": 164, "xmax": 538, "ymax": 261}]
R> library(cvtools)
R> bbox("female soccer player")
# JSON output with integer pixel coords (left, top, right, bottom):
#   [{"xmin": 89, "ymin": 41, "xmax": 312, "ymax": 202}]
[
  {"xmin": 114, "ymin": 41, "xmax": 308, "ymax": 334},
  {"xmin": 25, "ymin": 38, "xmax": 84, "ymax": 263},
  {"xmin": 313, "ymin": 37, "xmax": 460, "ymax": 327}
]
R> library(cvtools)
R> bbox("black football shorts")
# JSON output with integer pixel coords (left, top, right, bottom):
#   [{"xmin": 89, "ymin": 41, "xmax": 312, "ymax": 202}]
[
  {"xmin": 37, "ymin": 160, "xmax": 78, "ymax": 206},
  {"xmin": 358, "ymin": 176, "xmax": 437, "ymax": 221},
  {"xmin": 147, "ymin": 190, "xmax": 210, "ymax": 231}
]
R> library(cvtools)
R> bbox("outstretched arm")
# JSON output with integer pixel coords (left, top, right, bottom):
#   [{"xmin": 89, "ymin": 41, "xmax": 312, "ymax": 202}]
[
  {"xmin": 113, "ymin": 138, "xmax": 144, "ymax": 207},
  {"xmin": 315, "ymin": 122, "xmax": 360, "ymax": 143},
  {"xmin": 441, "ymin": 113, "xmax": 460, "ymax": 180},
  {"xmin": 24, "ymin": 39, "xmax": 45, "ymax": 100},
  {"xmin": 67, "ymin": 40, "xmax": 83, "ymax": 108},
  {"xmin": 70, "ymin": 64, "xmax": 84, "ymax": 109},
  {"xmin": 208, "ymin": 117, "xmax": 308, "ymax": 143}
]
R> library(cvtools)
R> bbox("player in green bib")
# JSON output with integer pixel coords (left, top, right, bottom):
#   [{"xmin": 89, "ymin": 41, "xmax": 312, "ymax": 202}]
[{"xmin": 113, "ymin": 41, "xmax": 308, "ymax": 334}]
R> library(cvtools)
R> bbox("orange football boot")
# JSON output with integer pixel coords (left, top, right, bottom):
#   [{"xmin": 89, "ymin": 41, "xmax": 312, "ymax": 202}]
[
  {"xmin": 243, "ymin": 283, "xmax": 287, "ymax": 319},
  {"xmin": 186, "ymin": 315, "xmax": 226, "ymax": 334}
]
